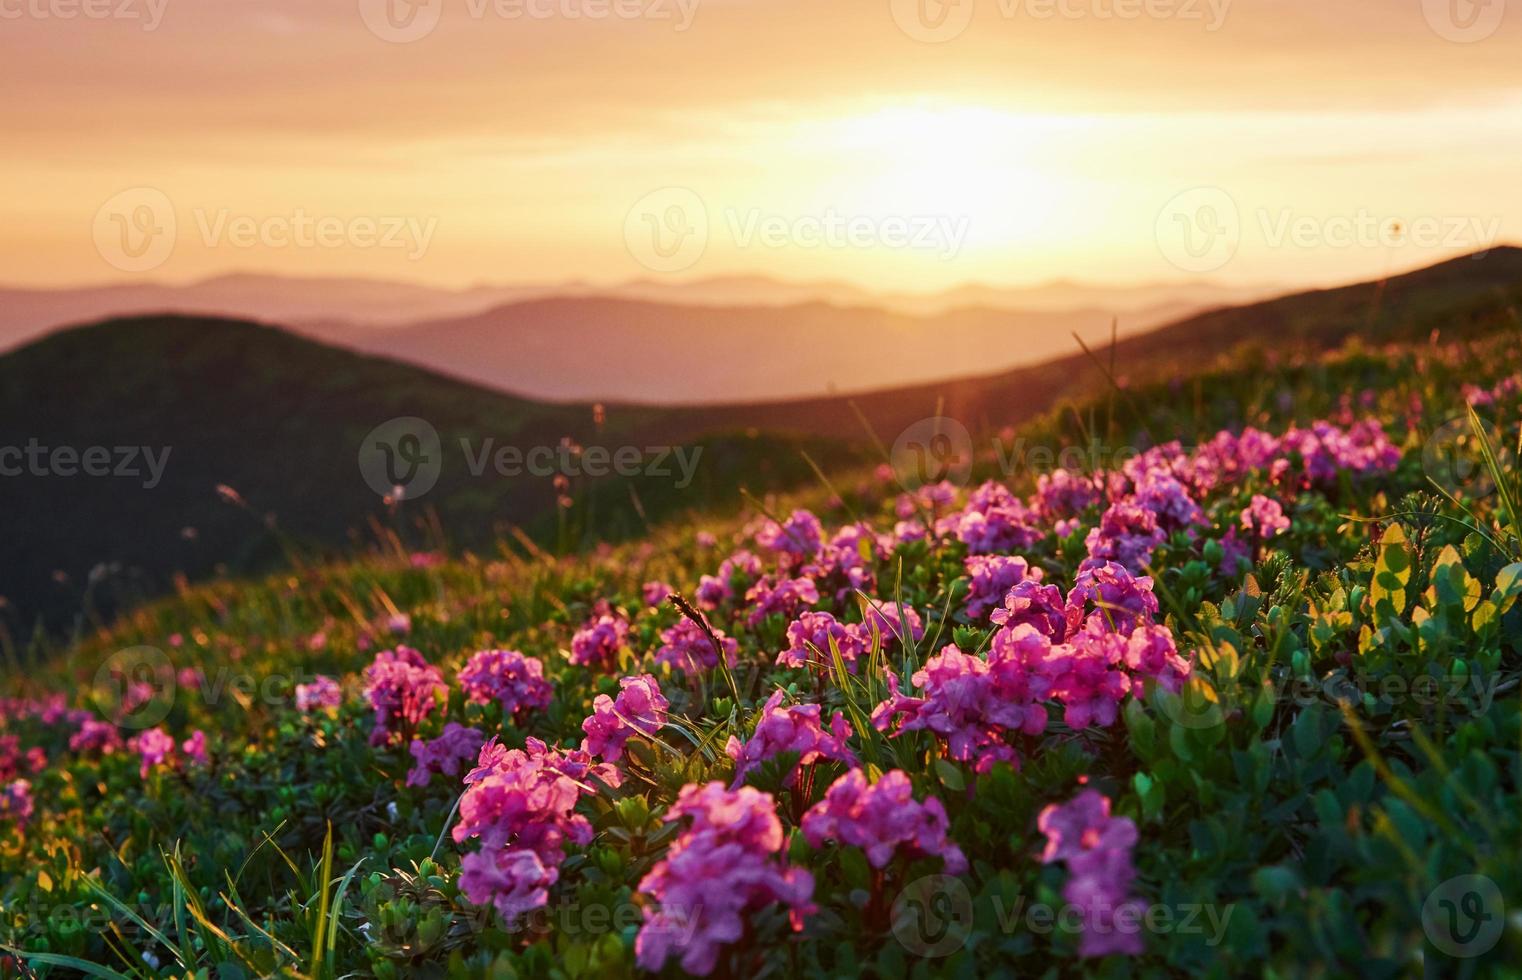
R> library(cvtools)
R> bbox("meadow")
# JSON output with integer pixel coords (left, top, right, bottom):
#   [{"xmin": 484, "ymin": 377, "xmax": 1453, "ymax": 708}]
[{"xmin": 1, "ymin": 327, "xmax": 1519, "ymax": 978}]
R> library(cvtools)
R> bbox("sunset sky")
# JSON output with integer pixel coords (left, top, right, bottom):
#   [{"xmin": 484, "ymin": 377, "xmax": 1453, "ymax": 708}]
[{"xmin": 4, "ymin": 0, "xmax": 1519, "ymax": 292}]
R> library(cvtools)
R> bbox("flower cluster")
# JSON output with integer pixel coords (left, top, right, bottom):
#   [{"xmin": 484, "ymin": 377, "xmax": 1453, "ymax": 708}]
[
  {"xmin": 655, "ymin": 618, "xmax": 738, "ymax": 673},
  {"xmin": 363, "ymin": 647, "xmax": 445, "ymax": 745},
  {"xmin": 569, "ymin": 613, "xmax": 631, "ymax": 668},
  {"xmin": 635, "ymin": 783, "xmax": 815, "ymax": 976},
  {"xmin": 69, "ymin": 718, "xmax": 123, "ymax": 755},
  {"xmin": 1, "ymin": 779, "xmax": 32, "ymax": 831},
  {"xmin": 727, "ymin": 690, "xmax": 856, "ymax": 788},
  {"xmin": 776, "ymin": 611, "xmax": 871, "ymax": 671},
  {"xmin": 126, "ymin": 727, "xmax": 207, "ymax": 778},
  {"xmin": 406, "ymin": 722, "xmax": 486, "ymax": 787},
  {"xmin": 964, "ymin": 554, "xmax": 1042, "ymax": 621},
  {"xmin": 581, "ymin": 674, "xmax": 668, "ymax": 763},
  {"xmin": 457, "ymin": 649, "xmax": 553, "ymax": 717},
  {"xmin": 294, "ymin": 675, "xmax": 342, "ymax": 714},
  {"xmin": 1038, "ymin": 790, "xmax": 1144, "ymax": 957},
  {"xmin": 802, "ymin": 769, "xmax": 966, "ymax": 873},
  {"xmin": 453, "ymin": 738, "xmax": 606, "ymax": 923}
]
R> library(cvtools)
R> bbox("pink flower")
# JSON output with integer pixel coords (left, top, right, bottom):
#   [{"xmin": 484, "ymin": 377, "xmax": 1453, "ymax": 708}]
[
  {"xmin": 1241, "ymin": 494, "xmax": 1290, "ymax": 540},
  {"xmin": 802, "ymin": 769, "xmax": 966, "ymax": 874},
  {"xmin": 776, "ymin": 612, "xmax": 871, "ymax": 671},
  {"xmin": 363, "ymin": 647, "xmax": 445, "ymax": 746},
  {"xmin": 180, "ymin": 730, "xmax": 209, "ymax": 766},
  {"xmin": 69, "ymin": 718, "xmax": 123, "ymax": 756},
  {"xmin": 964, "ymin": 554, "xmax": 1041, "ymax": 621},
  {"xmin": 295, "ymin": 675, "xmax": 342, "ymax": 714},
  {"xmin": 452, "ymin": 739, "xmax": 602, "ymax": 924},
  {"xmin": 1067, "ymin": 561, "xmax": 1159, "ymax": 636},
  {"xmin": 726, "ymin": 690, "xmax": 857, "ymax": 788},
  {"xmin": 655, "ymin": 618, "xmax": 738, "ymax": 673},
  {"xmin": 1038, "ymin": 790, "xmax": 1144, "ymax": 957},
  {"xmin": 457, "ymin": 650, "xmax": 553, "ymax": 717},
  {"xmin": 695, "ymin": 550, "xmax": 762, "ymax": 610},
  {"xmin": 863, "ymin": 599, "xmax": 925, "ymax": 647},
  {"xmin": 635, "ymin": 783, "xmax": 815, "ymax": 976},
  {"xmin": 581, "ymin": 674, "xmax": 668, "ymax": 763},
  {"xmin": 1, "ymin": 779, "xmax": 33, "ymax": 831},
  {"xmin": 642, "ymin": 580, "xmax": 675, "ymax": 607},
  {"xmin": 744, "ymin": 576, "xmax": 820, "ymax": 626},
  {"xmin": 754, "ymin": 509, "xmax": 824, "ymax": 565},
  {"xmin": 990, "ymin": 579, "xmax": 1070, "ymax": 639},
  {"xmin": 129, "ymin": 727, "xmax": 176, "ymax": 778},
  {"xmin": 407, "ymin": 723, "xmax": 486, "ymax": 787},
  {"xmin": 569, "ymin": 613, "xmax": 630, "ymax": 669},
  {"xmin": 1084, "ymin": 501, "xmax": 1166, "ymax": 574},
  {"xmin": 872, "ymin": 639, "xmax": 1055, "ymax": 773}
]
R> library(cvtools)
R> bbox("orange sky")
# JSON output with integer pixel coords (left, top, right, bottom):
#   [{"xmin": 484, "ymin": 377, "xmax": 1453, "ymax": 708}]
[{"xmin": 3, "ymin": 0, "xmax": 1518, "ymax": 292}]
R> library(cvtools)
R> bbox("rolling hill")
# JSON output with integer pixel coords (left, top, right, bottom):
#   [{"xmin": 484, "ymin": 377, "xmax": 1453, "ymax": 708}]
[{"xmin": 0, "ymin": 247, "xmax": 1515, "ymax": 638}]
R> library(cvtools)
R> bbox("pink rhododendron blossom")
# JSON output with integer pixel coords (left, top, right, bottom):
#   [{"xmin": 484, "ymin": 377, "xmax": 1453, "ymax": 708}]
[
  {"xmin": 635, "ymin": 783, "xmax": 815, "ymax": 976},
  {"xmin": 802, "ymin": 769, "xmax": 967, "ymax": 874},
  {"xmin": 695, "ymin": 550, "xmax": 762, "ymax": 609},
  {"xmin": 569, "ymin": 613, "xmax": 630, "ymax": 669},
  {"xmin": 129, "ymin": 727, "xmax": 176, "ymax": 778},
  {"xmin": 294, "ymin": 675, "xmax": 342, "ymax": 714},
  {"xmin": 1, "ymin": 779, "xmax": 32, "ymax": 830},
  {"xmin": 1241, "ymin": 494, "xmax": 1290, "ymax": 540},
  {"xmin": 407, "ymin": 722, "xmax": 486, "ymax": 787},
  {"xmin": 776, "ymin": 611, "xmax": 871, "ymax": 671},
  {"xmin": 1038, "ymin": 790, "xmax": 1144, "ymax": 957},
  {"xmin": 363, "ymin": 647, "xmax": 445, "ymax": 746},
  {"xmin": 453, "ymin": 738, "xmax": 604, "ymax": 923},
  {"xmin": 863, "ymin": 599, "xmax": 925, "ymax": 646},
  {"xmin": 655, "ymin": 618, "xmax": 738, "ymax": 673},
  {"xmin": 457, "ymin": 649, "xmax": 553, "ymax": 717},
  {"xmin": 727, "ymin": 690, "xmax": 856, "ymax": 788},
  {"xmin": 69, "ymin": 718, "xmax": 123, "ymax": 755},
  {"xmin": 180, "ymin": 730, "xmax": 209, "ymax": 766},
  {"xmin": 744, "ymin": 576, "xmax": 820, "ymax": 626},
  {"xmin": 1067, "ymin": 561, "xmax": 1160, "ymax": 635},
  {"xmin": 990, "ymin": 579, "xmax": 1071, "ymax": 639},
  {"xmin": 642, "ymin": 580, "xmax": 674, "ymax": 607},
  {"xmin": 1084, "ymin": 501, "xmax": 1167, "ymax": 573},
  {"xmin": 754, "ymin": 509, "xmax": 825, "ymax": 564},
  {"xmin": 581, "ymin": 674, "xmax": 668, "ymax": 763},
  {"xmin": 872, "ymin": 642, "xmax": 1050, "ymax": 773},
  {"xmin": 964, "ymin": 554, "xmax": 1041, "ymax": 621}
]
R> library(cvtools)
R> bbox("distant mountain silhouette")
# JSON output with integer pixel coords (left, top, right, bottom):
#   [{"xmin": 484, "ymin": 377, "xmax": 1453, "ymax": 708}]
[{"xmin": 0, "ymin": 271, "xmax": 1279, "ymax": 355}]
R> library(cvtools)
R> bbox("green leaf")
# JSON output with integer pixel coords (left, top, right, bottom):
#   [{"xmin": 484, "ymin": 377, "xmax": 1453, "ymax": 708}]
[{"xmin": 1370, "ymin": 524, "xmax": 1412, "ymax": 618}]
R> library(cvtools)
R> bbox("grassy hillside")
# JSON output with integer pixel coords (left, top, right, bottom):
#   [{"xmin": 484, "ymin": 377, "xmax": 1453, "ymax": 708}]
[
  {"xmin": 2, "ymin": 247, "xmax": 1516, "ymax": 644},
  {"xmin": 0, "ymin": 317, "xmax": 855, "ymax": 639},
  {"xmin": 0, "ymin": 313, "xmax": 1517, "ymax": 976}
]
